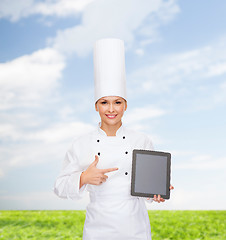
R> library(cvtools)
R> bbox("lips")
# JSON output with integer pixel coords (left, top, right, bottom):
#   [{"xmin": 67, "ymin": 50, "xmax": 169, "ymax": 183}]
[{"xmin": 106, "ymin": 114, "xmax": 117, "ymax": 119}]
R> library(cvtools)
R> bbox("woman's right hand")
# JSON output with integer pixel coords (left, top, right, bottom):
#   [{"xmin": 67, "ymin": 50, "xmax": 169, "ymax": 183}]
[{"xmin": 80, "ymin": 155, "xmax": 118, "ymax": 188}]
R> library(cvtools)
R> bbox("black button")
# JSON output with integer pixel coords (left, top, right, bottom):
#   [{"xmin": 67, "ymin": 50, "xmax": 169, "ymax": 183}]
[
  {"xmin": 97, "ymin": 140, "xmax": 100, "ymax": 142},
  {"xmin": 125, "ymin": 151, "xmax": 128, "ymax": 154},
  {"xmin": 125, "ymin": 172, "xmax": 128, "ymax": 175},
  {"xmin": 123, "ymin": 136, "xmax": 125, "ymax": 139},
  {"xmin": 98, "ymin": 152, "xmax": 100, "ymax": 156}
]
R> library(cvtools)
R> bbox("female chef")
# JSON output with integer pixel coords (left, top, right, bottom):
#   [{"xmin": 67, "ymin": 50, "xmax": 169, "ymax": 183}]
[{"xmin": 54, "ymin": 38, "xmax": 174, "ymax": 240}]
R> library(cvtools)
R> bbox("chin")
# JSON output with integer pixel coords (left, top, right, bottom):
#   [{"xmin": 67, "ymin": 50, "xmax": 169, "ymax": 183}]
[{"xmin": 103, "ymin": 118, "xmax": 121, "ymax": 126}]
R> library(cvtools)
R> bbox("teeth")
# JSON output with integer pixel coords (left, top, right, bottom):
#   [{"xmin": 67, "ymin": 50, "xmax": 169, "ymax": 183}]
[{"xmin": 106, "ymin": 115, "xmax": 116, "ymax": 118}]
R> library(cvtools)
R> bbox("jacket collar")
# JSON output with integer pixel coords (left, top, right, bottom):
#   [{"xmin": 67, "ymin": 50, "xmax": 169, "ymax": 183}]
[{"xmin": 97, "ymin": 122, "xmax": 124, "ymax": 137}]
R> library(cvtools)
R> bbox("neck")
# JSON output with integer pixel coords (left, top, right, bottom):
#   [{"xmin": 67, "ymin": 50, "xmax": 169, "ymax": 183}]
[{"xmin": 100, "ymin": 121, "xmax": 122, "ymax": 136}]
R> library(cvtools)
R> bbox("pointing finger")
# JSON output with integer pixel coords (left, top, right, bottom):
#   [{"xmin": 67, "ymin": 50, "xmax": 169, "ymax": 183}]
[{"xmin": 101, "ymin": 167, "xmax": 119, "ymax": 173}]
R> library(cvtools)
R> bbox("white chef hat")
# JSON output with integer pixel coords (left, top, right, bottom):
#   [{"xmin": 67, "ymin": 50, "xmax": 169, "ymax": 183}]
[{"xmin": 93, "ymin": 38, "xmax": 127, "ymax": 103}]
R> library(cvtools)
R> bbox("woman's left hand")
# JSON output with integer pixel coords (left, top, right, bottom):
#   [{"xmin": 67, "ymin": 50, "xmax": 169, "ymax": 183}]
[
  {"xmin": 153, "ymin": 194, "xmax": 165, "ymax": 203},
  {"xmin": 147, "ymin": 185, "xmax": 174, "ymax": 203}
]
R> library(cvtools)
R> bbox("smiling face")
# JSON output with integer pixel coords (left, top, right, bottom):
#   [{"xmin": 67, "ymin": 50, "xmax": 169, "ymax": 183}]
[{"xmin": 95, "ymin": 96, "xmax": 127, "ymax": 130}]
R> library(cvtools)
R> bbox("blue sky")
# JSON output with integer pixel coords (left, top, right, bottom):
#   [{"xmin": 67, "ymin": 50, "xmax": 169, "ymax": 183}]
[{"xmin": 0, "ymin": 0, "xmax": 225, "ymax": 210}]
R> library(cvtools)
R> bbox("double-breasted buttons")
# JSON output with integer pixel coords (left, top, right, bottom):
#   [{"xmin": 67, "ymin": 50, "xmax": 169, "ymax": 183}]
[
  {"xmin": 96, "ymin": 134, "xmax": 129, "ymax": 177},
  {"xmin": 123, "ymin": 137, "xmax": 128, "ymax": 176},
  {"xmin": 97, "ymin": 140, "xmax": 100, "ymax": 157}
]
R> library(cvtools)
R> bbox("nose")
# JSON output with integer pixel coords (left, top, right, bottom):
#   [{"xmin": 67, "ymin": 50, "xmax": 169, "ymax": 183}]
[{"xmin": 108, "ymin": 103, "xmax": 115, "ymax": 113}]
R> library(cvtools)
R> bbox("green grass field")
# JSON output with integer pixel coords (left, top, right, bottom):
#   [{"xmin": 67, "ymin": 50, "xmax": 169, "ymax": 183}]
[{"xmin": 0, "ymin": 210, "xmax": 225, "ymax": 240}]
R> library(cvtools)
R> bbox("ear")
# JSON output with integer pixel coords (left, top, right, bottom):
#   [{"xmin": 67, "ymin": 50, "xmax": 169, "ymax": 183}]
[
  {"xmin": 124, "ymin": 100, "xmax": 127, "ymax": 111},
  {"xmin": 95, "ymin": 102, "xmax": 98, "ymax": 112}
]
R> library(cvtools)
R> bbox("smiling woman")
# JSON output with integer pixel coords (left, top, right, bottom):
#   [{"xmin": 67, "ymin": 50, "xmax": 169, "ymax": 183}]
[
  {"xmin": 95, "ymin": 96, "xmax": 127, "ymax": 136},
  {"xmin": 54, "ymin": 38, "xmax": 173, "ymax": 240}
]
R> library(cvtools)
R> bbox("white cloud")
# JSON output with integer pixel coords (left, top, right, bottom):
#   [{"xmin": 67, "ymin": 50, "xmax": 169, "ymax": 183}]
[
  {"xmin": 213, "ymin": 81, "xmax": 226, "ymax": 105},
  {"xmin": 28, "ymin": 121, "xmax": 95, "ymax": 143},
  {"xmin": 0, "ymin": 0, "xmax": 180, "ymax": 57},
  {"xmin": 129, "ymin": 37, "xmax": 226, "ymax": 95},
  {"xmin": 0, "ymin": 123, "xmax": 17, "ymax": 140},
  {"xmin": 124, "ymin": 105, "xmax": 166, "ymax": 125},
  {"xmin": 51, "ymin": 0, "xmax": 179, "ymax": 57},
  {"xmin": 0, "ymin": 0, "xmax": 94, "ymax": 22},
  {"xmin": 0, "ymin": 121, "xmax": 95, "ymax": 179},
  {"xmin": 58, "ymin": 106, "xmax": 77, "ymax": 120},
  {"xmin": 170, "ymin": 150, "xmax": 196, "ymax": 157},
  {"xmin": 135, "ymin": 48, "xmax": 145, "ymax": 56},
  {"xmin": 0, "ymin": 121, "xmax": 95, "ymax": 143},
  {"xmin": 174, "ymin": 154, "xmax": 226, "ymax": 170},
  {"xmin": 207, "ymin": 62, "xmax": 226, "ymax": 77},
  {"xmin": 0, "ymin": 48, "xmax": 65, "ymax": 110},
  {"xmin": 0, "ymin": 141, "xmax": 65, "ymax": 171},
  {"xmin": 0, "ymin": 0, "xmax": 33, "ymax": 22},
  {"xmin": 122, "ymin": 105, "xmax": 166, "ymax": 145},
  {"xmin": 33, "ymin": 0, "xmax": 94, "ymax": 17}
]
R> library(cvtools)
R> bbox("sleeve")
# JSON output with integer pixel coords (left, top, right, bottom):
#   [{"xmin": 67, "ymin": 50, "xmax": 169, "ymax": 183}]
[
  {"xmin": 53, "ymin": 142, "xmax": 88, "ymax": 200},
  {"xmin": 144, "ymin": 135, "xmax": 154, "ymax": 204}
]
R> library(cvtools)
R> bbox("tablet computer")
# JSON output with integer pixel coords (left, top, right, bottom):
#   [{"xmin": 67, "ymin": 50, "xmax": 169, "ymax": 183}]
[{"xmin": 131, "ymin": 149, "xmax": 171, "ymax": 199}]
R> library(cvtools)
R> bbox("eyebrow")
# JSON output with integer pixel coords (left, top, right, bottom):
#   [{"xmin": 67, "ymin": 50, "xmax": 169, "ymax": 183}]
[{"xmin": 100, "ymin": 98, "xmax": 122, "ymax": 101}]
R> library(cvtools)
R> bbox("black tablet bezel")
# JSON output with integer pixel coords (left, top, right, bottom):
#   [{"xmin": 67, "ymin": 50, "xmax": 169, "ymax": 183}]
[{"xmin": 131, "ymin": 149, "xmax": 171, "ymax": 199}]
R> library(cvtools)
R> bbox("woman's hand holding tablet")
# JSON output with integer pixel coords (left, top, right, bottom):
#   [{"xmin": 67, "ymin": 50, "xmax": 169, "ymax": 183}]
[
  {"xmin": 148, "ymin": 185, "xmax": 174, "ymax": 203},
  {"xmin": 131, "ymin": 150, "xmax": 173, "ymax": 200}
]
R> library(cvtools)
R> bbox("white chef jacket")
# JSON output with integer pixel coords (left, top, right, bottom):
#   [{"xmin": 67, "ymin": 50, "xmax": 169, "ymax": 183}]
[{"xmin": 54, "ymin": 123, "xmax": 154, "ymax": 240}]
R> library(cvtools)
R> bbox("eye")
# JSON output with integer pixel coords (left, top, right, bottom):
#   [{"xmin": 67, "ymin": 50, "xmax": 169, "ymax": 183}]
[
  {"xmin": 115, "ymin": 101, "xmax": 122, "ymax": 104},
  {"xmin": 100, "ymin": 101, "xmax": 107, "ymax": 104}
]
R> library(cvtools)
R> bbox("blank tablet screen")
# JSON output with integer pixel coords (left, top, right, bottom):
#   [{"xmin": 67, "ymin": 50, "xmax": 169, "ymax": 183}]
[{"xmin": 131, "ymin": 150, "xmax": 171, "ymax": 199}]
